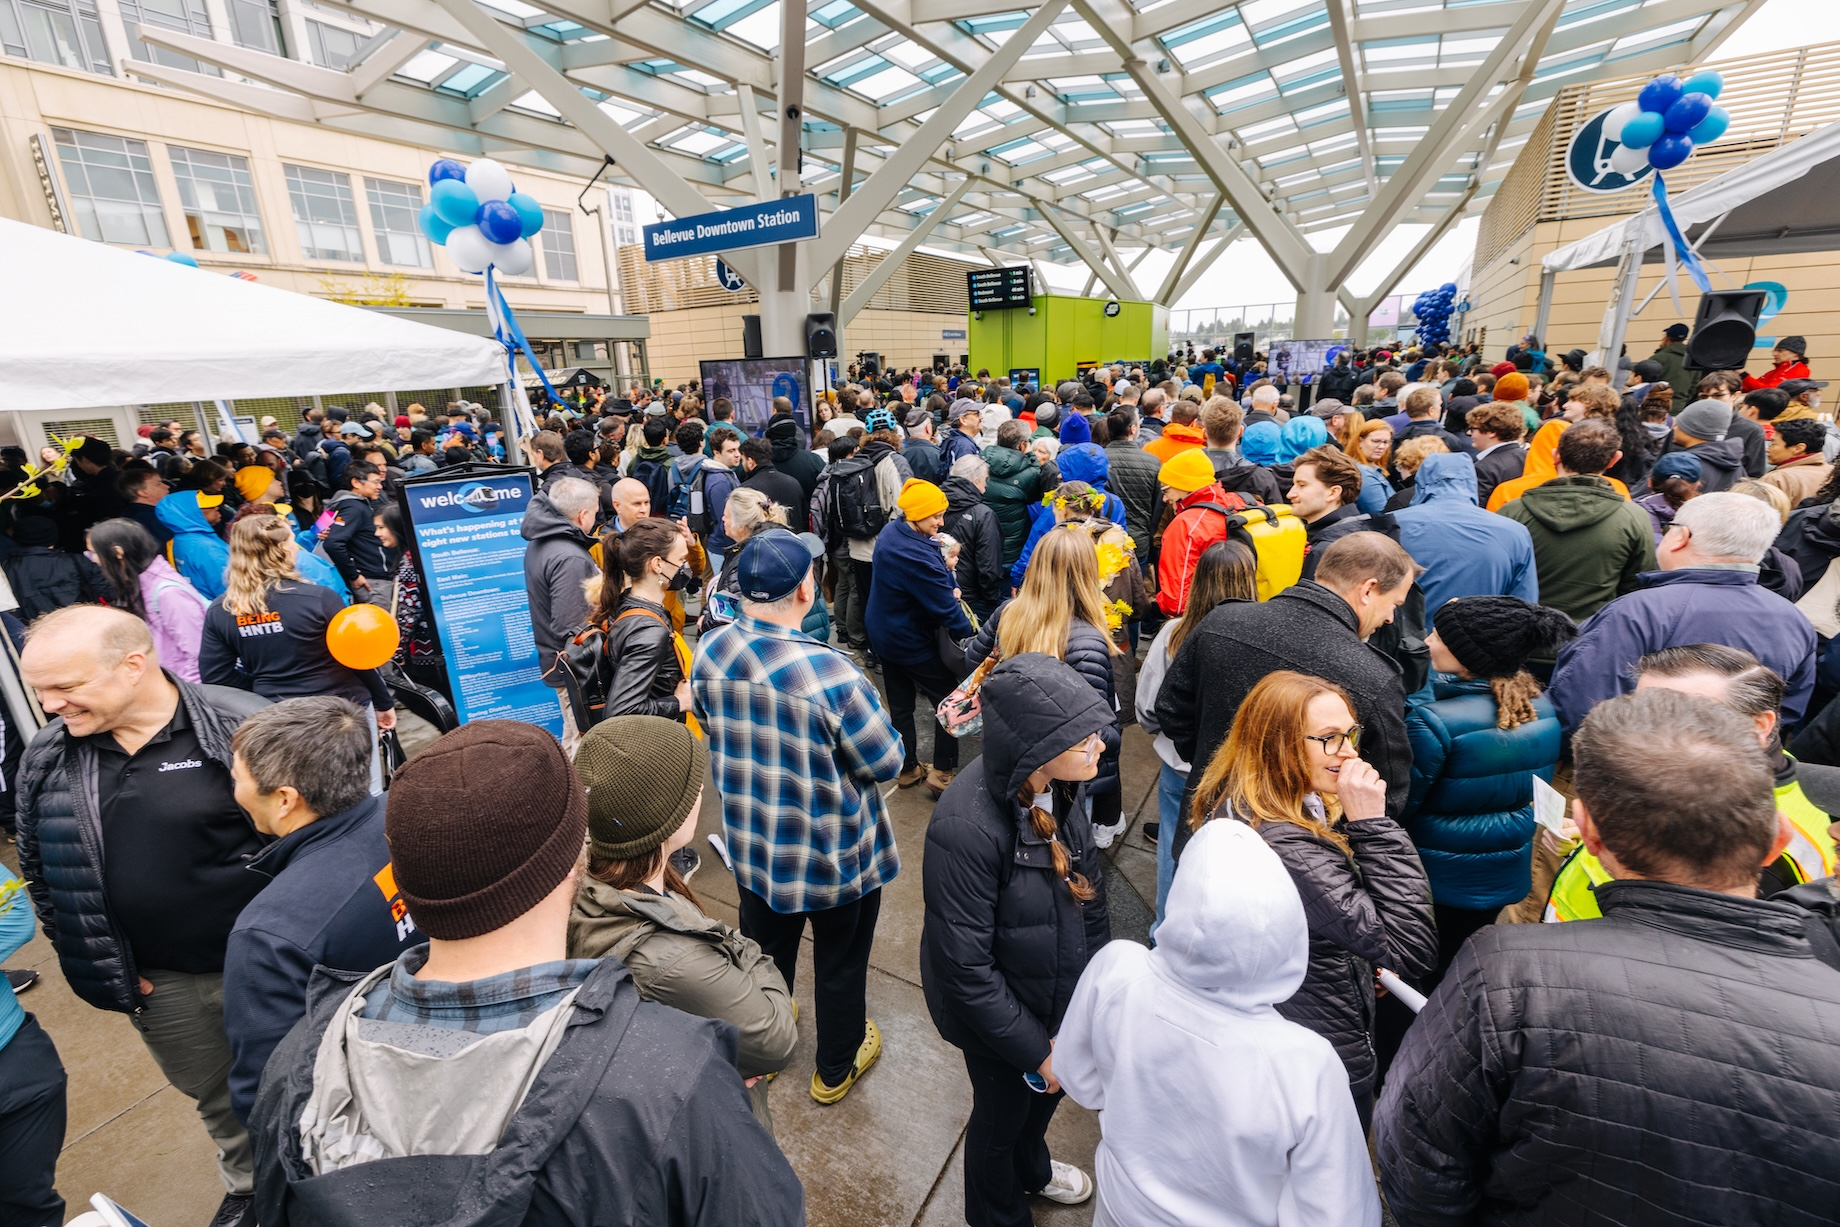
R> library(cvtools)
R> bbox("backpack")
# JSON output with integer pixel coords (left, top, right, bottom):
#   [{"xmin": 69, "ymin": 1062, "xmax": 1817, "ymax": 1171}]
[
  {"xmin": 301, "ymin": 447, "xmax": 333, "ymax": 496},
  {"xmin": 555, "ymin": 607, "xmax": 666, "ymax": 731},
  {"xmin": 827, "ymin": 453, "xmax": 887, "ymax": 542},
  {"xmin": 1183, "ymin": 498, "xmax": 1306, "ymax": 602},
  {"xmin": 630, "ymin": 456, "xmax": 670, "ymax": 518},
  {"xmin": 668, "ymin": 457, "xmax": 707, "ymax": 526}
]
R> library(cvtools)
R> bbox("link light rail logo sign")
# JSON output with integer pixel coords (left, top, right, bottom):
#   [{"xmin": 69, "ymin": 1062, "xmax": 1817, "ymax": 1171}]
[
  {"xmin": 715, "ymin": 258, "xmax": 747, "ymax": 292},
  {"xmin": 1567, "ymin": 107, "xmax": 1658, "ymax": 195},
  {"xmin": 644, "ymin": 195, "xmax": 819, "ymax": 261}
]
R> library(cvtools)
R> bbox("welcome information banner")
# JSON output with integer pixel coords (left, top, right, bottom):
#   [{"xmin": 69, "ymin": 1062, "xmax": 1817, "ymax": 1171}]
[{"xmin": 400, "ymin": 466, "xmax": 565, "ymax": 738}]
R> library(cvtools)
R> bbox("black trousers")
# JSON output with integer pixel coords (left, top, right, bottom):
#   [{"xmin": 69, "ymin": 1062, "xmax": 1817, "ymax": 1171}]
[
  {"xmin": 0, "ymin": 1015, "xmax": 67, "ymax": 1227},
  {"xmin": 962, "ymin": 1051, "xmax": 1061, "ymax": 1227},
  {"xmin": 737, "ymin": 885, "xmax": 881, "ymax": 1086},
  {"xmin": 849, "ymin": 559, "xmax": 876, "ymax": 649},
  {"xmin": 881, "ymin": 656, "xmax": 960, "ymax": 771}
]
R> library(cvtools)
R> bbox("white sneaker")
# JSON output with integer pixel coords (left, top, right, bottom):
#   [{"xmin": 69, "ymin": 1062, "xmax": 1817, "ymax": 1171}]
[
  {"xmin": 1034, "ymin": 1160, "xmax": 1093, "ymax": 1205},
  {"xmin": 1091, "ymin": 820, "xmax": 1123, "ymax": 850}
]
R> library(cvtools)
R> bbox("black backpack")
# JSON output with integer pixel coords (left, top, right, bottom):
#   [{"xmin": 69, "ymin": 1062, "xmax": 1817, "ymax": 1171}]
[
  {"xmin": 827, "ymin": 453, "xmax": 887, "ymax": 541},
  {"xmin": 301, "ymin": 447, "xmax": 333, "ymax": 496},
  {"xmin": 682, "ymin": 465, "xmax": 716, "ymax": 536},
  {"xmin": 630, "ymin": 456, "xmax": 670, "ymax": 519},
  {"xmin": 555, "ymin": 607, "xmax": 667, "ymax": 730}
]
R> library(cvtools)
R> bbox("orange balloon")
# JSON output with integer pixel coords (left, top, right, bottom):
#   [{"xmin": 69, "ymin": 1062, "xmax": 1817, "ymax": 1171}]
[{"xmin": 326, "ymin": 602, "xmax": 400, "ymax": 670}]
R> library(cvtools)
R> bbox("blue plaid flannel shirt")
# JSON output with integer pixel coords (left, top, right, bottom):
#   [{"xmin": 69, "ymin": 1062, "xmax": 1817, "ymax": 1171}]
[{"xmin": 692, "ymin": 613, "xmax": 905, "ymax": 914}]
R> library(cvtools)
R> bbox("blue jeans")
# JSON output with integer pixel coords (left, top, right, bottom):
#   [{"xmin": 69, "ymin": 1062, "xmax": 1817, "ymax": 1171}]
[{"xmin": 1152, "ymin": 762, "xmax": 1187, "ymax": 940}]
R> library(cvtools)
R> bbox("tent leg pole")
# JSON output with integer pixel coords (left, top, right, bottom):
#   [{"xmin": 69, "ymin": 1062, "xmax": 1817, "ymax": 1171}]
[
  {"xmin": 501, "ymin": 381, "xmax": 525, "ymax": 467},
  {"xmin": 0, "ymin": 625, "xmax": 45, "ymax": 741}
]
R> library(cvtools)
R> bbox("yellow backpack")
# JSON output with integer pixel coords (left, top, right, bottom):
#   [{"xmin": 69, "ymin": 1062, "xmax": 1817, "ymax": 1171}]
[{"xmin": 1187, "ymin": 501, "xmax": 1306, "ymax": 601}]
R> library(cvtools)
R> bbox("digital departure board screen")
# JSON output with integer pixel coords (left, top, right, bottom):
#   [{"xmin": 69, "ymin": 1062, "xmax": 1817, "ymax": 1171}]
[{"xmin": 968, "ymin": 266, "xmax": 1033, "ymax": 310}]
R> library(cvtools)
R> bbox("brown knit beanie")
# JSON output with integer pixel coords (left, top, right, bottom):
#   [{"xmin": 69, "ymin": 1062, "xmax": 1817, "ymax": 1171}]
[
  {"xmin": 385, "ymin": 720, "xmax": 587, "ymax": 940},
  {"xmin": 574, "ymin": 715, "xmax": 708, "ymax": 860}
]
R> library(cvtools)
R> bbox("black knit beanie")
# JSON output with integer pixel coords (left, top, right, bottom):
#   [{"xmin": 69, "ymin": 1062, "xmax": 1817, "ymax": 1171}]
[
  {"xmin": 574, "ymin": 715, "xmax": 708, "ymax": 861},
  {"xmin": 385, "ymin": 720, "xmax": 588, "ymax": 940},
  {"xmin": 1433, "ymin": 596, "xmax": 1577, "ymax": 679}
]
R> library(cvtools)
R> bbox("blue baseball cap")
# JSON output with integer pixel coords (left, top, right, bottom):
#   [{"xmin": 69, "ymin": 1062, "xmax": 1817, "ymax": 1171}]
[{"xmin": 736, "ymin": 529, "xmax": 826, "ymax": 603}]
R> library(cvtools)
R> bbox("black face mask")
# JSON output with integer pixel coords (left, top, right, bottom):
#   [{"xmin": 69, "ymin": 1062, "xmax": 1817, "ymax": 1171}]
[{"xmin": 665, "ymin": 562, "xmax": 695, "ymax": 592}]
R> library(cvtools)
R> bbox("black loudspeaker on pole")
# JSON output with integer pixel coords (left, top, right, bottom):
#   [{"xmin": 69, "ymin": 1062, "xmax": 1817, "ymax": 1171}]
[
  {"xmin": 805, "ymin": 312, "xmax": 837, "ymax": 359},
  {"xmin": 1233, "ymin": 330, "xmax": 1255, "ymax": 362},
  {"xmin": 1684, "ymin": 289, "xmax": 1767, "ymax": 372},
  {"xmin": 741, "ymin": 314, "xmax": 763, "ymax": 359}
]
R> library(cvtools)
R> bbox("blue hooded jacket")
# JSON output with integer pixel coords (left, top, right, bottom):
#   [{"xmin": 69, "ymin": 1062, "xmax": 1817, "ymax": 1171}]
[
  {"xmin": 156, "ymin": 491, "xmax": 231, "ymax": 600},
  {"xmin": 1388, "ymin": 453, "xmax": 1538, "ymax": 617},
  {"xmin": 1242, "ymin": 421, "xmax": 1282, "ymax": 467},
  {"xmin": 1010, "ymin": 444, "xmax": 1126, "ymax": 586},
  {"xmin": 1278, "ymin": 415, "xmax": 1329, "ymax": 464}
]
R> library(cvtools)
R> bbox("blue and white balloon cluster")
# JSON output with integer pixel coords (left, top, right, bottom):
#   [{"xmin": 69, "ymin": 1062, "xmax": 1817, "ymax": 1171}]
[
  {"xmin": 1601, "ymin": 70, "xmax": 1730, "ymax": 176},
  {"xmin": 417, "ymin": 157, "xmax": 543, "ymax": 276},
  {"xmin": 1413, "ymin": 282, "xmax": 1459, "ymax": 348}
]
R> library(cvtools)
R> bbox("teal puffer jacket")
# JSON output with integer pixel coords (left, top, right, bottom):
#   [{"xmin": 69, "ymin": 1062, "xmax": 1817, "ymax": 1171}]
[{"xmin": 1402, "ymin": 677, "xmax": 1560, "ymax": 910}]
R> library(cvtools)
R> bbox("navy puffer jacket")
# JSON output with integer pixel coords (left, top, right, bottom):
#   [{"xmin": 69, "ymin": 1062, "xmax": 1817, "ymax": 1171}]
[
  {"xmin": 966, "ymin": 603, "xmax": 1121, "ymax": 795},
  {"xmin": 17, "ymin": 677, "xmax": 269, "ymax": 1013},
  {"xmin": 1402, "ymin": 678, "xmax": 1561, "ymax": 911}
]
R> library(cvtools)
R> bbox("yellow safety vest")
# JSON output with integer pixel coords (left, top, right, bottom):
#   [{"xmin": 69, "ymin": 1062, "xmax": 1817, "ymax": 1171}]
[{"xmin": 1543, "ymin": 770, "xmax": 1837, "ymax": 923}]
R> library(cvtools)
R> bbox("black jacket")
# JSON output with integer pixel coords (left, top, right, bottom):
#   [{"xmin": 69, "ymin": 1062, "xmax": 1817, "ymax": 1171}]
[
  {"xmin": 600, "ymin": 595, "xmax": 684, "ymax": 721},
  {"xmin": 1319, "ymin": 365, "xmax": 1359, "ymax": 401},
  {"xmin": 920, "ymin": 656, "xmax": 1113, "ymax": 1072},
  {"xmin": 17, "ymin": 677, "xmax": 269, "ymax": 1013},
  {"xmin": 941, "ymin": 476, "xmax": 1006, "ymax": 619},
  {"xmin": 1211, "ymin": 455, "xmax": 1285, "ymax": 504},
  {"xmin": 250, "ymin": 960, "xmax": 805, "ymax": 1227},
  {"xmin": 521, "ymin": 493, "xmax": 600, "ymax": 687},
  {"xmin": 903, "ymin": 438, "xmax": 945, "ymax": 483},
  {"xmin": 769, "ymin": 432, "xmax": 825, "ymax": 504},
  {"xmin": 1205, "ymin": 805, "xmax": 1434, "ymax": 1098},
  {"xmin": 323, "ymin": 491, "xmax": 388, "ymax": 584},
  {"xmin": 1471, "ymin": 442, "xmax": 1528, "ymax": 507},
  {"xmin": 1157, "ymin": 582, "xmax": 1412, "ymax": 832},
  {"xmin": 2, "ymin": 546, "xmax": 106, "ymax": 620},
  {"xmin": 739, "ymin": 461, "xmax": 810, "ymax": 532},
  {"xmin": 1377, "ymin": 879, "xmax": 1840, "ymax": 1226},
  {"xmin": 1775, "ymin": 502, "xmax": 1840, "ymax": 589}
]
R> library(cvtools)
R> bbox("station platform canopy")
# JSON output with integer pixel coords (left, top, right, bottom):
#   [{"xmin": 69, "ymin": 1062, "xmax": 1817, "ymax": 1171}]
[{"xmin": 128, "ymin": 0, "xmax": 1767, "ymax": 334}]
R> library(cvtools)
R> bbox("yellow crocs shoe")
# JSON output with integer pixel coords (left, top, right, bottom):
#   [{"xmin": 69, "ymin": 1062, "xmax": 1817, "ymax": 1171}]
[{"xmin": 809, "ymin": 1019, "xmax": 882, "ymax": 1104}]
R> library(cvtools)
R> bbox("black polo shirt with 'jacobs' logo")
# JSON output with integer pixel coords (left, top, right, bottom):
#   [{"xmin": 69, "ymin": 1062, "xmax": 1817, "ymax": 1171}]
[{"xmin": 86, "ymin": 700, "xmax": 267, "ymax": 974}]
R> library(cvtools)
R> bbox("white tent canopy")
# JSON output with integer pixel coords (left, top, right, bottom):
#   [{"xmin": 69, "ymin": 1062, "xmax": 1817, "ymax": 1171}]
[
  {"xmin": 1544, "ymin": 118, "xmax": 1840, "ymax": 274},
  {"xmin": 0, "ymin": 217, "xmax": 506, "ymax": 411}
]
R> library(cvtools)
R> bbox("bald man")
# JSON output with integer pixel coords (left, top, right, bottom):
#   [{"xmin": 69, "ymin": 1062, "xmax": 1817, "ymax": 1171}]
[
  {"xmin": 609, "ymin": 476, "xmax": 652, "ymax": 532},
  {"xmin": 18, "ymin": 605, "xmax": 269, "ymax": 1227}
]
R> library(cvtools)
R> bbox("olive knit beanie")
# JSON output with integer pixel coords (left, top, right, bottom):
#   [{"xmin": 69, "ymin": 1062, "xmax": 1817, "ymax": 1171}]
[
  {"xmin": 1433, "ymin": 596, "xmax": 1577, "ymax": 679},
  {"xmin": 575, "ymin": 715, "xmax": 708, "ymax": 860},
  {"xmin": 385, "ymin": 720, "xmax": 588, "ymax": 940}
]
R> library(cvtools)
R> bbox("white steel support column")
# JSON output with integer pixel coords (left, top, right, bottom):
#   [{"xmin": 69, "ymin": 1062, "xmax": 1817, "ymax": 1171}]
[
  {"xmin": 840, "ymin": 179, "xmax": 971, "ymax": 325},
  {"xmin": 1155, "ymin": 195, "xmax": 1223, "ymax": 305},
  {"xmin": 1169, "ymin": 223, "xmax": 1242, "ymax": 305}
]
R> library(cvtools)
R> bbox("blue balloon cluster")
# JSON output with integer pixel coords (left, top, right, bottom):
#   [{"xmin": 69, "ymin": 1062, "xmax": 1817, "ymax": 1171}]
[
  {"xmin": 416, "ymin": 157, "xmax": 544, "ymax": 275},
  {"xmin": 1601, "ymin": 70, "xmax": 1729, "ymax": 176},
  {"xmin": 1412, "ymin": 281, "xmax": 1458, "ymax": 347}
]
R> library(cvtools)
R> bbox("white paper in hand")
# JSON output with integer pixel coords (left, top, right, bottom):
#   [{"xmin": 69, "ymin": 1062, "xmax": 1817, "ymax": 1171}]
[{"xmin": 1532, "ymin": 775, "xmax": 1568, "ymax": 835}]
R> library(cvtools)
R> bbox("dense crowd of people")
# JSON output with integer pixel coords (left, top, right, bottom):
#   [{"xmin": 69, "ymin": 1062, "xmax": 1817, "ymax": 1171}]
[{"xmin": 2, "ymin": 327, "xmax": 1840, "ymax": 1227}]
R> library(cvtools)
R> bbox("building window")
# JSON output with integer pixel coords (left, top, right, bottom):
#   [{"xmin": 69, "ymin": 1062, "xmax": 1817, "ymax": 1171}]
[
  {"xmin": 116, "ymin": 0, "xmax": 219, "ymax": 73},
  {"xmin": 541, "ymin": 208, "xmax": 576, "ymax": 281},
  {"xmin": 51, "ymin": 127, "xmax": 169, "ymax": 246},
  {"xmin": 284, "ymin": 165, "xmax": 363, "ymax": 262},
  {"xmin": 364, "ymin": 177, "xmax": 430, "ymax": 267},
  {"xmin": 305, "ymin": 19, "xmax": 362, "ymax": 68},
  {"xmin": 616, "ymin": 224, "xmax": 636, "ymax": 245},
  {"xmin": 226, "ymin": 0, "xmax": 282, "ymax": 54},
  {"xmin": 0, "ymin": 0, "xmax": 111, "ymax": 74},
  {"xmin": 611, "ymin": 191, "xmax": 633, "ymax": 223},
  {"xmin": 169, "ymin": 146, "xmax": 265, "ymax": 254}
]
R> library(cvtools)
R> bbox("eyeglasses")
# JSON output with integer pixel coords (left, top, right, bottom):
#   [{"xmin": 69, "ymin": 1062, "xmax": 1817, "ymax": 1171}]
[{"xmin": 1304, "ymin": 726, "xmax": 1362, "ymax": 755}]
